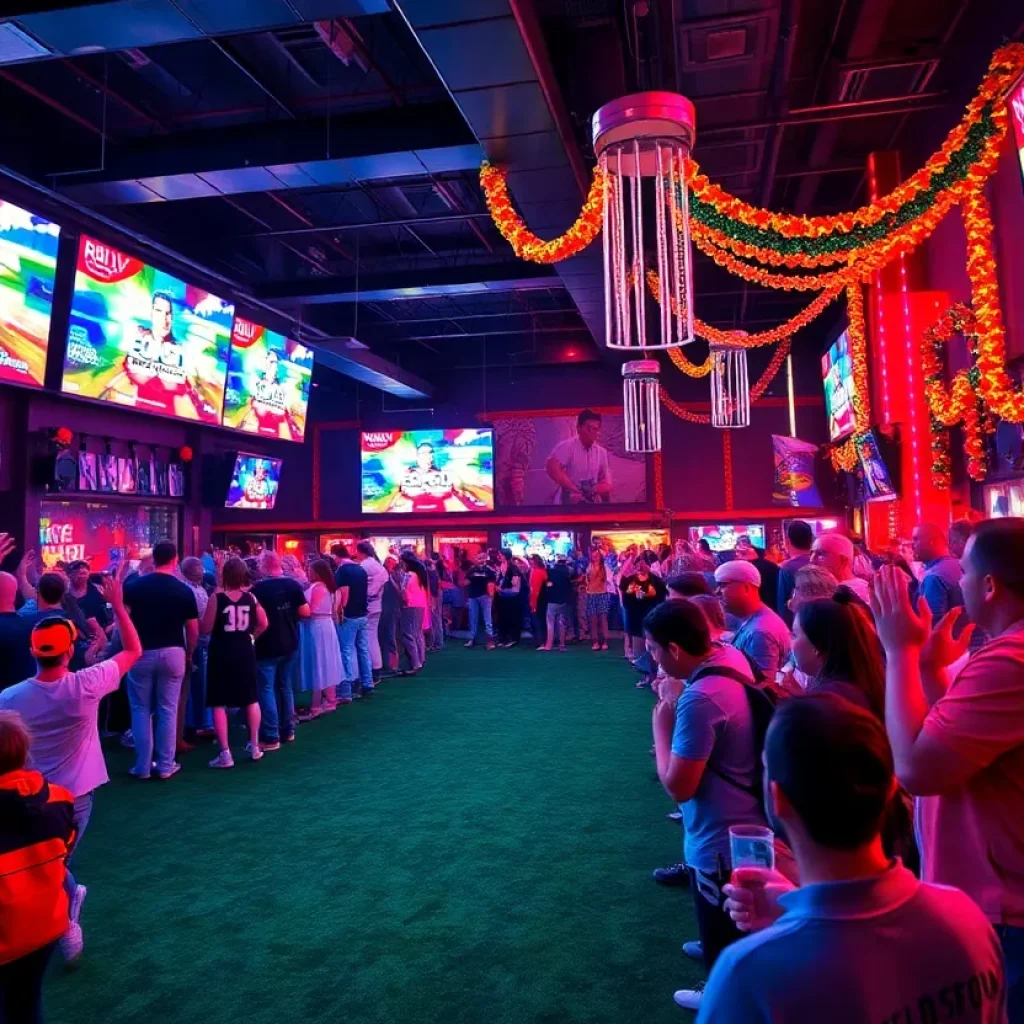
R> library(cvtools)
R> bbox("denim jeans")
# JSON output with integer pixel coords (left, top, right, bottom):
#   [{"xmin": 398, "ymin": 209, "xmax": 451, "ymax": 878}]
[
  {"xmin": 127, "ymin": 647, "xmax": 186, "ymax": 776},
  {"xmin": 257, "ymin": 653, "xmax": 297, "ymax": 743},
  {"xmin": 545, "ymin": 603, "xmax": 568, "ymax": 647},
  {"xmin": 337, "ymin": 616, "xmax": 374, "ymax": 697},
  {"xmin": 468, "ymin": 595, "xmax": 493, "ymax": 643},
  {"xmin": 186, "ymin": 644, "xmax": 212, "ymax": 731},
  {"xmin": 996, "ymin": 924, "xmax": 1024, "ymax": 1023},
  {"xmin": 430, "ymin": 594, "xmax": 444, "ymax": 649},
  {"xmin": 64, "ymin": 791, "xmax": 94, "ymax": 900}
]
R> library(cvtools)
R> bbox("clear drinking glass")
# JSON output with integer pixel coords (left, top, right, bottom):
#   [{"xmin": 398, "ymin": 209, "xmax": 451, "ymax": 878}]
[{"xmin": 729, "ymin": 825, "xmax": 775, "ymax": 871}]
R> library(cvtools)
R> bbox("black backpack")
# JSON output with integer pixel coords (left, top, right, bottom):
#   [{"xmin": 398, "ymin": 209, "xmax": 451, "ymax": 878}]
[{"xmin": 687, "ymin": 664, "xmax": 778, "ymax": 799}]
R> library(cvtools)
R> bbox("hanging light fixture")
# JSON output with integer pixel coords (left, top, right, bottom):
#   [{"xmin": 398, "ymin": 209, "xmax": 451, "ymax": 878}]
[
  {"xmin": 622, "ymin": 359, "xmax": 662, "ymax": 453},
  {"xmin": 710, "ymin": 341, "xmax": 751, "ymax": 429},
  {"xmin": 592, "ymin": 92, "xmax": 696, "ymax": 353},
  {"xmin": 593, "ymin": 93, "xmax": 697, "ymax": 453}
]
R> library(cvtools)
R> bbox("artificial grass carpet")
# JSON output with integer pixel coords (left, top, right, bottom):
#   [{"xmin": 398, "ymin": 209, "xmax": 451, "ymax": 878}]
[{"xmin": 47, "ymin": 646, "xmax": 702, "ymax": 1024}]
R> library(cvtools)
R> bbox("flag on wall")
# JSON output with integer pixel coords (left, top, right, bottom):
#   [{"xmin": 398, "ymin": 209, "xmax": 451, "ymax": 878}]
[{"xmin": 772, "ymin": 434, "xmax": 823, "ymax": 507}]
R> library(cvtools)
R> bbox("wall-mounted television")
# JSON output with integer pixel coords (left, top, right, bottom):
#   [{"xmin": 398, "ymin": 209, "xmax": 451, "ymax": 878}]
[
  {"xmin": 856, "ymin": 430, "xmax": 897, "ymax": 502},
  {"xmin": 501, "ymin": 531, "xmax": 575, "ymax": 560},
  {"xmin": 822, "ymin": 330, "xmax": 858, "ymax": 442},
  {"xmin": 368, "ymin": 535, "xmax": 426, "ymax": 561},
  {"xmin": 361, "ymin": 428, "xmax": 494, "ymax": 514},
  {"xmin": 591, "ymin": 529, "xmax": 670, "ymax": 553},
  {"xmin": 0, "ymin": 200, "xmax": 60, "ymax": 389},
  {"xmin": 222, "ymin": 316, "xmax": 313, "ymax": 442},
  {"xmin": 62, "ymin": 235, "xmax": 234, "ymax": 424},
  {"xmin": 1010, "ymin": 76, "xmax": 1024, "ymax": 191},
  {"xmin": 690, "ymin": 523, "xmax": 766, "ymax": 553},
  {"xmin": 225, "ymin": 453, "xmax": 282, "ymax": 510}
]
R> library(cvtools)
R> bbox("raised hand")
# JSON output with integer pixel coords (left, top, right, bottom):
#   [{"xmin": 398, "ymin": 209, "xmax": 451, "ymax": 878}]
[
  {"xmin": 921, "ymin": 607, "xmax": 975, "ymax": 669},
  {"xmin": 100, "ymin": 574, "xmax": 124, "ymax": 608},
  {"xmin": 870, "ymin": 565, "xmax": 930, "ymax": 653},
  {"xmin": 0, "ymin": 533, "xmax": 15, "ymax": 564}
]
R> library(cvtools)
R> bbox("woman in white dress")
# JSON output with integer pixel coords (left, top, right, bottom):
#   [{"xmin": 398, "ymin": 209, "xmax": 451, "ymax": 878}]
[{"xmin": 298, "ymin": 559, "xmax": 343, "ymax": 718}]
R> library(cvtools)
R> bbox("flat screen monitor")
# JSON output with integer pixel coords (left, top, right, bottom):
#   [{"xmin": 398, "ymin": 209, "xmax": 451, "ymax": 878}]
[
  {"xmin": 361, "ymin": 428, "xmax": 494, "ymax": 514},
  {"xmin": 320, "ymin": 534, "xmax": 360, "ymax": 555},
  {"xmin": 223, "ymin": 316, "xmax": 313, "ymax": 442},
  {"xmin": 62, "ymin": 235, "xmax": 234, "ymax": 424},
  {"xmin": 822, "ymin": 330, "xmax": 858, "ymax": 442},
  {"xmin": 690, "ymin": 524, "xmax": 766, "ymax": 553},
  {"xmin": 591, "ymin": 529, "xmax": 670, "ymax": 553},
  {"xmin": 0, "ymin": 200, "xmax": 60, "ymax": 389},
  {"xmin": 501, "ymin": 531, "xmax": 574, "ymax": 561},
  {"xmin": 225, "ymin": 453, "xmax": 281, "ymax": 510},
  {"xmin": 1010, "ymin": 77, "xmax": 1024, "ymax": 191},
  {"xmin": 857, "ymin": 430, "xmax": 897, "ymax": 502},
  {"xmin": 368, "ymin": 535, "xmax": 426, "ymax": 561},
  {"xmin": 434, "ymin": 532, "xmax": 488, "ymax": 558}
]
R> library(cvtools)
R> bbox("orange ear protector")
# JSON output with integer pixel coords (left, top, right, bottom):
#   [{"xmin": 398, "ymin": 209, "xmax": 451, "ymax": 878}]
[{"xmin": 30, "ymin": 617, "xmax": 78, "ymax": 658}]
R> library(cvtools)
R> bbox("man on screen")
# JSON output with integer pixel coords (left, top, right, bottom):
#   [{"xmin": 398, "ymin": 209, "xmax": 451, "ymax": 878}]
[
  {"xmin": 241, "ymin": 349, "xmax": 303, "ymax": 441},
  {"xmin": 825, "ymin": 354, "xmax": 855, "ymax": 440},
  {"xmin": 100, "ymin": 291, "xmax": 211, "ymax": 420},
  {"xmin": 242, "ymin": 462, "xmax": 273, "ymax": 509},
  {"xmin": 386, "ymin": 442, "xmax": 487, "ymax": 513},
  {"xmin": 545, "ymin": 410, "xmax": 612, "ymax": 504}
]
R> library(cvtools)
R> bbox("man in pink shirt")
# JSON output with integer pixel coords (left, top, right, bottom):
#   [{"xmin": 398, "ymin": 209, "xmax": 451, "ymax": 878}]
[{"xmin": 872, "ymin": 517, "xmax": 1024, "ymax": 1023}]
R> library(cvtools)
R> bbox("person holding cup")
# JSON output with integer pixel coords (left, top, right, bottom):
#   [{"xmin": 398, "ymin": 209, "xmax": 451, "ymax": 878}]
[
  {"xmin": 700, "ymin": 694, "xmax": 1005, "ymax": 1023},
  {"xmin": 644, "ymin": 599, "xmax": 774, "ymax": 1012}
]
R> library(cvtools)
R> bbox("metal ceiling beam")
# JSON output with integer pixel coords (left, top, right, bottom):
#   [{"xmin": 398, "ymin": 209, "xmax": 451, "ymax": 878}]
[
  {"xmin": 50, "ymin": 103, "xmax": 480, "ymax": 204},
  {"xmin": 255, "ymin": 263, "xmax": 563, "ymax": 306}
]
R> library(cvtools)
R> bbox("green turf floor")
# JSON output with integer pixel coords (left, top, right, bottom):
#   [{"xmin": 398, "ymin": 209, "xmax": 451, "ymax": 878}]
[{"xmin": 46, "ymin": 645, "xmax": 702, "ymax": 1024}]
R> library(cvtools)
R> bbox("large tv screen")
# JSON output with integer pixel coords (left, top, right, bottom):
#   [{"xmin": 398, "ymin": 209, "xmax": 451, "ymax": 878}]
[
  {"xmin": 857, "ymin": 430, "xmax": 897, "ymax": 502},
  {"xmin": 62, "ymin": 236, "xmax": 235, "ymax": 424},
  {"xmin": 361, "ymin": 428, "xmax": 494, "ymax": 514},
  {"xmin": 0, "ymin": 200, "xmax": 60, "ymax": 389},
  {"xmin": 822, "ymin": 331, "xmax": 858, "ymax": 442},
  {"xmin": 223, "ymin": 316, "xmax": 313, "ymax": 442},
  {"xmin": 690, "ymin": 523, "xmax": 766, "ymax": 553},
  {"xmin": 501, "ymin": 531, "xmax": 575, "ymax": 561},
  {"xmin": 225, "ymin": 453, "xmax": 281, "ymax": 510}
]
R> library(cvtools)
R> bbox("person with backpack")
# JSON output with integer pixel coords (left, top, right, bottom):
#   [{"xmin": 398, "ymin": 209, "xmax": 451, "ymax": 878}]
[{"xmin": 644, "ymin": 598, "xmax": 777, "ymax": 1012}]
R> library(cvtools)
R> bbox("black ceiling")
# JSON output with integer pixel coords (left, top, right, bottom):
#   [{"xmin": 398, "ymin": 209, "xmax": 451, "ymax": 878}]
[{"xmin": 0, "ymin": 0, "xmax": 1020, "ymax": 400}]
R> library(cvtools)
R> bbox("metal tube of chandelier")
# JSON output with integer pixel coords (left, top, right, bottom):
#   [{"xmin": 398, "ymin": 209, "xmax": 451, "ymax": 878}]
[{"xmin": 710, "ymin": 345, "xmax": 751, "ymax": 429}]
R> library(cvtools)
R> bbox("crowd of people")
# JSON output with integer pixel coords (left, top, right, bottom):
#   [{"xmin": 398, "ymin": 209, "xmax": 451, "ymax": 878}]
[{"xmin": 1, "ymin": 512, "xmax": 1022, "ymax": 1022}]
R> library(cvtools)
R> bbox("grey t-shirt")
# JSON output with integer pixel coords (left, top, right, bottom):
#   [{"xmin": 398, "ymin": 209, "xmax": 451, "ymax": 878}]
[
  {"xmin": 671, "ymin": 645, "xmax": 769, "ymax": 873},
  {"xmin": 732, "ymin": 604, "xmax": 792, "ymax": 677}
]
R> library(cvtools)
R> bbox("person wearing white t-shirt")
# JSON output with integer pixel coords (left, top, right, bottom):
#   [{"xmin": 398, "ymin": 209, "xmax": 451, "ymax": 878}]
[
  {"xmin": 0, "ymin": 566, "xmax": 141, "ymax": 963},
  {"xmin": 545, "ymin": 409, "xmax": 612, "ymax": 504},
  {"xmin": 810, "ymin": 532, "xmax": 872, "ymax": 603}
]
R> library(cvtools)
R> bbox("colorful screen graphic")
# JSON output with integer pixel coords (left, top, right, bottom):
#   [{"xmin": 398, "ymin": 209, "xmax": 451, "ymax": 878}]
[
  {"xmin": 361, "ymin": 429, "xmax": 494, "ymax": 514},
  {"xmin": 62, "ymin": 236, "xmax": 234, "ymax": 424},
  {"xmin": 0, "ymin": 200, "xmax": 60, "ymax": 389},
  {"xmin": 591, "ymin": 529, "xmax": 669, "ymax": 553},
  {"xmin": 223, "ymin": 317, "xmax": 313, "ymax": 441},
  {"xmin": 821, "ymin": 331, "xmax": 858, "ymax": 442},
  {"xmin": 857, "ymin": 431, "xmax": 896, "ymax": 502},
  {"xmin": 1010, "ymin": 78, "xmax": 1024, "ymax": 189},
  {"xmin": 494, "ymin": 411, "xmax": 646, "ymax": 506},
  {"xmin": 225, "ymin": 453, "xmax": 282, "ymax": 510},
  {"xmin": 500, "ymin": 531, "xmax": 575, "ymax": 561},
  {"xmin": 368, "ymin": 535, "xmax": 426, "ymax": 561},
  {"xmin": 689, "ymin": 524, "xmax": 766, "ymax": 553}
]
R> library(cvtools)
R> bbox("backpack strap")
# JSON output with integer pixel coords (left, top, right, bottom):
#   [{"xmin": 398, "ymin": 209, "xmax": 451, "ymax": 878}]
[{"xmin": 686, "ymin": 664, "xmax": 764, "ymax": 799}]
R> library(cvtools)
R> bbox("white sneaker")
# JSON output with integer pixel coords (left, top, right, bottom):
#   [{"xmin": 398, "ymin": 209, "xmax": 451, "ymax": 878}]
[
  {"xmin": 208, "ymin": 750, "xmax": 234, "ymax": 769},
  {"xmin": 60, "ymin": 886, "xmax": 87, "ymax": 964},
  {"xmin": 156, "ymin": 763, "xmax": 182, "ymax": 780},
  {"xmin": 246, "ymin": 741, "xmax": 264, "ymax": 762},
  {"xmin": 673, "ymin": 983, "xmax": 705, "ymax": 1010}
]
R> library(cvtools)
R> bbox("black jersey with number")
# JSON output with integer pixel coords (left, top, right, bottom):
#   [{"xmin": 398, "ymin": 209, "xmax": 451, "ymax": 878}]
[{"xmin": 205, "ymin": 591, "xmax": 260, "ymax": 707}]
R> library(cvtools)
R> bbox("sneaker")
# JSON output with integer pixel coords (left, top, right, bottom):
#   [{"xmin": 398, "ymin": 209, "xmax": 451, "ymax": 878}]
[
  {"xmin": 208, "ymin": 750, "xmax": 234, "ymax": 769},
  {"xmin": 652, "ymin": 863, "xmax": 690, "ymax": 887},
  {"xmin": 666, "ymin": 811, "xmax": 683, "ymax": 822},
  {"xmin": 156, "ymin": 763, "xmax": 182, "ymax": 780},
  {"xmin": 464, "ymin": 641, "xmax": 475, "ymax": 649},
  {"xmin": 600, "ymin": 643, "xmax": 609, "ymax": 651},
  {"xmin": 68, "ymin": 883, "xmax": 87, "ymax": 924},
  {"xmin": 681, "ymin": 940, "xmax": 703, "ymax": 963},
  {"xmin": 259, "ymin": 741, "xmax": 282, "ymax": 752},
  {"xmin": 128, "ymin": 761, "xmax": 155, "ymax": 780},
  {"xmin": 60, "ymin": 921, "xmax": 84, "ymax": 963},
  {"xmin": 337, "ymin": 697, "xmax": 353, "ymax": 705},
  {"xmin": 120, "ymin": 730, "xmax": 135, "ymax": 749},
  {"xmin": 296, "ymin": 708, "xmax": 321, "ymax": 722},
  {"xmin": 247, "ymin": 742, "xmax": 263, "ymax": 762},
  {"xmin": 558, "ymin": 646, "xmax": 566, "ymax": 652},
  {"xmin": 486, "ymin": 641, "xmax": 496, "ymax": 651},
  {"xmin": 673, "ymin": 983, "xmax": 705, "ymax": 1010},
  {"xmin": 592, "ymin": 642, "xmax": 600, "ymax": 651},
  {"xmin": 283, "ymin": 733, "xmax": 296, "ymax": 743}
]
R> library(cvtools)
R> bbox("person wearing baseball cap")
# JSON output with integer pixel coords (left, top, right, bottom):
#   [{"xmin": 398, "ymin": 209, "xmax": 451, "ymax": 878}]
[
  {"xmin": 0, "ymin": 567, "xmax": 141, "ymax": 965},
  {"xmin": 715, "ymin": 559, "xmax": 791, "ymax": 678}
]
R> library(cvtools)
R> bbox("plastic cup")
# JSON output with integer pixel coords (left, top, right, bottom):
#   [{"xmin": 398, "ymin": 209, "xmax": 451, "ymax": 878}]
[{"xmin": 729, "ymin": 825, "xmax": 775, "ymax": 872}]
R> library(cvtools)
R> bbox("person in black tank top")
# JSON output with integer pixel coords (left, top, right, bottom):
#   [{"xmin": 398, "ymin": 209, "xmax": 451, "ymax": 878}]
[{"xmin": 200, "ymin": 556, "xmax": 268, "ymax": 769}]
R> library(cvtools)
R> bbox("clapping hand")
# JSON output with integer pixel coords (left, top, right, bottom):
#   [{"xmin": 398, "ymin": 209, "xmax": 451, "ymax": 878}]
[
  {"xmin": 723, "ymin": 867, "xmax": 794, "ymax": 933},
  {"xmin": 870, "ymin": 565, "xmax": 930, "ymax": 653},
  {"xmin": 0, "ymin": 533, "xmax": 15, "ymax": 564},
  {"xmin": 921, "ymin": 607, "xmax": 975, "ymax": 669},
  {"xmin": 100, "ymin": 574, "xmax": 123, "ymax": 608}
]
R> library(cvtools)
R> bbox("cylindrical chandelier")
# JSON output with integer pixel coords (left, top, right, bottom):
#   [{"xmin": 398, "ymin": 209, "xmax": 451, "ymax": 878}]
[
  {"xmin": 592, "ymin": 92, "xmax": 696, "ymax": 352},
  {"xmin": 622, "ymin": 360, "xmax": 662, "ymax": 453},
  {"xmin": 710, "ymin": 344, "xmax": 750, "ymax": 429}
]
